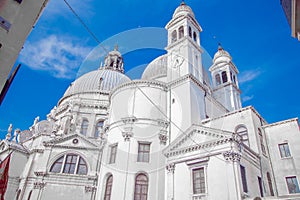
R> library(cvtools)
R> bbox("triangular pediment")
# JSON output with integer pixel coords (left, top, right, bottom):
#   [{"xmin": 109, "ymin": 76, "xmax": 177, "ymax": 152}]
[
  {"xmin": 0, "ymin": 140, "xmax": 29, "ymax": 155},
  {"xmin": 44, "ymin": 134, "xmax": 101, "ymax": 150},
  {"xmin": 0, "ymin": 141, "xmax": 8, "ymax": 153},
  {"xmin": 164, "ymin": 125, "xmax": 232, "ymax": 156}
]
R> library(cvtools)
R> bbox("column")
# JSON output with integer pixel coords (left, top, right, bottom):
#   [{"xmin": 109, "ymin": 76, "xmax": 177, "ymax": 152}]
[
  {"xmin": 223, "ymin": 150, "xmax": 242, "ymax": 200},
  {"xmin": 166, "ymin": 163, "xmax": 175, "ymax": 200}
]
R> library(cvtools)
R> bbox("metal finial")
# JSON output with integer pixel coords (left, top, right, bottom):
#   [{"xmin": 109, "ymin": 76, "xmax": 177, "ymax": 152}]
[
  {"xmin": 114, "ymin": 44, "xmax": 118, "ymax": 51},
  {"xmin": 181, "ymin": 0, "xmax": 186, "ymax": 5},
  {"xmin": 218, "ymin": 42, "xmax": 223, "ymax": 50}
]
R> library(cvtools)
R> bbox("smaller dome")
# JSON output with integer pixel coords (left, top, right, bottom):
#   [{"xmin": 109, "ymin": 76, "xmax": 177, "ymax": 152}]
[
  {"xmin": 173, "ymin": 2, "xmax": 195, "ymax": 18},
  {"xmin": 142, "ymin": 54, "xmax": 168, "ymax": 80},
  {"xmin": 213, "ymin": 45, "xmax": 232, "ymax": 63}
]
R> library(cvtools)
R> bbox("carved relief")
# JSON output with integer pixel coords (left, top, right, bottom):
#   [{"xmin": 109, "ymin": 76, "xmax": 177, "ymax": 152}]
[
  {"xmin": 34, "ymin": 171, "xmax": 46, "ymax": 176},
  {"xmin": 34, "ymin": 182, "xmax": 45, "ymax": 189},
  {"xmin": 223, "ymin": 150, "xmax": 241, "ymax": 162},
  {"xmin": 85, "ymin": 186, "xmax": 97, "ymax": 192},
  {"xmin": 122, "ymin": 127, "xmax": 133, "ymax": 141},
  {"xmin": 159, "ymin": 130, "xmax": 168, "ymax": 145},
  {"xmin": 166, "ymin": 163, "xmax": 175, "ymax": 173}
]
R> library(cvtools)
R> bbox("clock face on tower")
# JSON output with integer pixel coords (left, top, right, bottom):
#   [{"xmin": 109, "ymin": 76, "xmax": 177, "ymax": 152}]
[{"xmin": 171, "ymin": 54, "xmax": 184, "ymax": 69}]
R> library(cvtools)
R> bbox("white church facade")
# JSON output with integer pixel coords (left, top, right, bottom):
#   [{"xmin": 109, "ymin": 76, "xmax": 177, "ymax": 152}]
[{"xmin": 0, "ymin": 2, "xmax": 299, "ymax": 200}]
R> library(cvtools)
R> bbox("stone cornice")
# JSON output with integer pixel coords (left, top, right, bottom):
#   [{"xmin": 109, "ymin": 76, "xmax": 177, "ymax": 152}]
[
  {"xmin": 43, "ymin": 133, "xmax": 101, "ymax": 149},
  {"xmin": 1, "ymin": 146, "xmax": 29, "ymax": 155},
  {"xmin": 165, "ymin": 14, "xmax": 202, "ymax": 32},
  {"xmin": 44, "ymin": 144, "xmax": 100, "ymax": 151},
  {"xmin": 201, "ymin": 106, "xmax": 268, "ymax": 125},
  {"xmin": 164, "ymin": 125, "xmax": 234, "ymax": 158},
  {"xmin": 76, "ymin": 102, "xmax": 108, "ymax": 110},
  {"xmin": 262, "ymin": 117, "xmax": 298, "ymax": 128},
  {"xmin": 110, "ymin": 80, "xmax": 168, "ymax": 100},
  {"xmin": 58, "ymin": 91, "xmax": 110, "ymax": 105},
  {"xmin": 1, "ymin": 141, "xmax": 29, "ymax": 154},
  {"xmin": 165, "ymin": 138, "xmax": 231, "ymax": 158},
  {"xmin": 212, "ymin": 82, "xmax": 241, "ymax": 94},
  {"xmin": 167, "ymin": 74, "xmax": 208, "ymax": 92},
  {"xmin": 209, "ymin": 60, "xmax": 239, "ymax": 74},
  {"xmin": 165, "ymin": 37, "xmax": 203, "ymax": 53},
  {"xmin": 169, "ymin": 125, "xmax": 232, "ymax": 152},
  {"xmin": 108, "ymin": 118, "xmax": 169, "ymax": 131},
  {"xmin": 29, "ymin": 149, "xmax": 44, "ymax": 154}
]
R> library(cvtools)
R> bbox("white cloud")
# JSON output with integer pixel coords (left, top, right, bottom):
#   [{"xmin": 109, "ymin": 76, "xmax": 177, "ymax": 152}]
[
  {"xmin": 239, "ymin": 69, "xmax": 261, "ymax": 84},
  {"xmin": 20, "ymin": 35, "xmax": 92, "ymax": 79},
  {"xmin": 44, "ymin": 0, "xmax": 94, "ymax": 19},
  {"xmin": 242, "ymin": 95, "xmax": 254, "ymax": 102}
]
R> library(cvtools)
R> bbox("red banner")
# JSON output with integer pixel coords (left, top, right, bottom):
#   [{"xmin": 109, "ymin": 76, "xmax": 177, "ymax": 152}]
[{"xmin": 0, "ymin": 154, "xmax": 11, "ymax": 200}]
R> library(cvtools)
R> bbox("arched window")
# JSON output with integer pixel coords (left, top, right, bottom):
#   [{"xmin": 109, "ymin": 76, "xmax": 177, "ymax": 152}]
[
  {"xmin": 233, "ymin": 75, "xmax": 236, "ymax": 84},
  {"xmin": 16, "ymin": 189, "xmax": 21, "ymax": 200},
  {"xmin": 80, "ymin": 119, "xmax": 89, "ymax": 136},
  {"xmin": 235, "ymin": 125, "xmax": 249, "ymax": 146},
  {"xmin": 27, "ymin": 190, "xmax": 32, "ymax": 200},
  {"xmin": 134, "ymin": 173, "xmax": 148, "ymax": 200},
  {"xmin": 189, "ymin": 27, "xmax": 192, "ymax": 37},
  {"xmin": 104, "ymin": 175, "xmax": 113, "ymax": 200},
  {"xmin": 50, "ymin": 154, "xmax": 88, "ymax": 175},
  {"xmin": 267, "ymin": 172, "xmax": 274, "ymax": 196},
  {"xmin": 258, "ymin": 128, "xmax": 266, "ymax": 154},
  {"xmin": 215, "ymin": 74, "xmax": 221, "ymax": 85},
  {"xmin": 171, "ymin": 30, "xmax": 177, "ymax": 43},
  {"xmin": 95, "ymin": 121, "xmax": 104, "ymax": 138},
  {"xmin": 179, "ymin": 26, "xmax": 184, "ymax": 39},
  {"xmin": 193, "ymin": 31, "xmax": 197, "ymax": 42},
  {"xmin": 221, "ymin": 71, "xmax": 228, "ymax": 83}
]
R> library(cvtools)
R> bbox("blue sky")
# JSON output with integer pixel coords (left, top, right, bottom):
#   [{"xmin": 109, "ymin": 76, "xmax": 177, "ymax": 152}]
[{"xmin": 0, "ymin": 0, "xmax": 299, "ymax": 136}]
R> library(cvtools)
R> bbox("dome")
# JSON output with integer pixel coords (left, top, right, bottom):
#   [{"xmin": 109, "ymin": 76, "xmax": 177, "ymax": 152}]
[
  {"xmin": 213, "ymin": 45, "xmax": 232, "ymax": 63},
  {"xmin": 63, "ymin": 69, "xmax": 131, "ymax": 97},
  {"xmin": 173, "ymin": 2, "xmax": 195, "ymax": 18},
  {"xmin": 142, "ymin": 54, "xmax": 168, "ymax": 80}
]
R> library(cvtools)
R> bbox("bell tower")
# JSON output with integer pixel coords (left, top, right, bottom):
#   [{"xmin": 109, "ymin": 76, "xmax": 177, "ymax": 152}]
[
  {"xmin": 166, "ymin": 2, "xmax": 207, "ymax": 141},
  {"xmin": 209, "ymin": 44, "xmax": 242, "ymax": 111},
  {"xmin": 165, "ymin": 2, "xmax": 204, "ymax": 82}
]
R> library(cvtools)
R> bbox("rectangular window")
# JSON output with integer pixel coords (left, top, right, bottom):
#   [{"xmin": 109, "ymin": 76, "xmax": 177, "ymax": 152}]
[
  {"xmin": 258, "ymin": 129, "xmax": 266, "ymax": 155},
  {"xmin": 286, "ymin": 176, "xmax": 300, "ymax": 193},
  {"xmin": 137, "ymin": 142, "xmax": 150, "ymax": 162},
  {"xmin": 258, "ymin": 176, "xmax": 264, "ymax": 197},
  {"xmin": 192, "ymin": 168, "xmax": 205, "ymax": 194},
  {"xmin": 109, "ymin": 144, "xmax": 118, "ymax": 164},
  {"xmin": 240, "ymin": 165, "xmax": 248, "ymax": 193},
  {"xmin": 279, "ymin": 143, "xmax": 291, "ymax": 158}
]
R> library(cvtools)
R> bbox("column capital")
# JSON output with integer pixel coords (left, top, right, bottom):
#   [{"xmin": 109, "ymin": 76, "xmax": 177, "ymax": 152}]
[
  {"xmin": 223, "ymin": 150, "xmax": 241, "ymax": 162},
  {"xmin": 166, "ymin": 163, "xmax": 175, "ymax": 173},
  {"xmin": 122, "ymin": 127, "xmax": 133, "ymax": 141}
]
